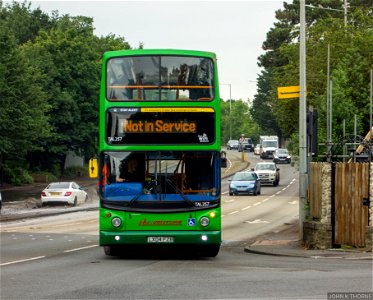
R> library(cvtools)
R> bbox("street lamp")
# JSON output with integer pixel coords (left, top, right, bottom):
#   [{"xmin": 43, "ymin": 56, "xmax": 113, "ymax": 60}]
[
  {"xmin": 306, "ymin": 2, "xmax": 348, "ymax": 159},
  {"xmin": 305, "ymin": 2, "xmax": 347, "ymax": 27},
  {"xmin": 220, "ymin": 83, "xmax": 232, "ymax": 140},
  {"xmin": 299, "ymin": 0, "xmax": 307, "ymax": 239}
]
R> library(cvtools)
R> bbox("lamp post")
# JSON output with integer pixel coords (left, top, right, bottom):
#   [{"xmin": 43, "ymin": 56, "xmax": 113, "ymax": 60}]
[
  {"xmin": 305, "ymin": 1, "xmax": 347, "ymax": 27},
  {"xmin": 220, "ymin": 83, "xmax": 232, "ymax": 140},
  {"xmin": 299, "ymin": 0, "xmax": 307, "ymax": 239},
  {"xmin": 306, "ymin": 2, "xmax": 347, "ymax": 160}
]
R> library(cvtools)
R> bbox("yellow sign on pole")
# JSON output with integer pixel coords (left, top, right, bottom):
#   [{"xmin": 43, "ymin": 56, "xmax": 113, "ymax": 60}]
[
  {"xmin": 89, "ymin": 158, "xmax": 98, "ymax": 178},
  {"xmin": 277, "ymin": 85, "xmax": 301, "ymax": 99}
]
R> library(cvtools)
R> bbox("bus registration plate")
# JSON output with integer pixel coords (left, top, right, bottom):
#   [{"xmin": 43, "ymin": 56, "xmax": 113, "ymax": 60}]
[{"xmin": 147, "ymin": 236, "xmax": 174, "ymax": 243}]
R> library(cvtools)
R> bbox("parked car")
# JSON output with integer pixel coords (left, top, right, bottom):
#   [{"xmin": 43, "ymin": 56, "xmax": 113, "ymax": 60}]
[
  {"xmin": 41, "ymin": 182, "xmax": 88, "ymax": 207},
  {"xmin": 254, "ymin": 162, "xmax": 280, "ymax": 186},
  {"xmin": 254, "ymin": 144, "xmax": 261, "ymax": 155},
  {"xmin": 227, "ymin": 139, "xmax": 239, "ymax": 150},
  {"xmin": 273, "ymin": 148, "xmax": 291, "ymax": 164},
  {"xmin": 229, "ymin": 171, "xmax": 261, "ymax": 195}
]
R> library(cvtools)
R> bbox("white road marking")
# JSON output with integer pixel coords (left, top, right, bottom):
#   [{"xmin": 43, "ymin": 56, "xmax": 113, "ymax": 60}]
[
  {"xmin": 253, "ymin": 202, "xmax": 261, "ymax": 206},
  {"xmin": 225, "ymin": 199, "xmax": 235, "ymax": 203},
  {"xmin": 1, "ymin": 256, "xmax": 46, "ymax": 266},
  {"xmin": 242, "ymin": 205, "xmax": 252, "ymax": 210},
  {"xmin": 64, "ymin": 245, "xmax": 98, "ymax": 253},
  {"xmin": 245, "ymin": 219, "xmax": 270, "ymax": 224},
  {"xmin": 288, "ymin": 200, "xmax": 298, "ymax": 205},
  {"xmin": 228, "ymin": 211, "xmax": 239, "ymax": 215}
]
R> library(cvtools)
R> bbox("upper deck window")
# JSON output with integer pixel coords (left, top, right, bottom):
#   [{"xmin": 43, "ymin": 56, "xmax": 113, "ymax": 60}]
[{"xmin": 106, "ymin": 56, "xmax": 214, "ymax": 101}]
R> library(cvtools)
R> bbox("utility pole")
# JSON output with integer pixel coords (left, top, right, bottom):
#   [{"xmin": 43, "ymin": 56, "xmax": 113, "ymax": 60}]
[{"xmin": 299, "ymin": 0, "xmax": 308, "ymax": 239}]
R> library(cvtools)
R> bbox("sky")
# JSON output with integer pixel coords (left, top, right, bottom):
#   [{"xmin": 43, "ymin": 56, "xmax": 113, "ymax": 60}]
[{"xmin": 25, "ymin": 0, "xmax": 286, "ymax": 102}]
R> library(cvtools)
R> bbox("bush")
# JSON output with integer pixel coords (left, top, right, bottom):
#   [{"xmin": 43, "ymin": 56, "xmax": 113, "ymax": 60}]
[
  {"xmin": 32, "ymin": 172, "xmax": 58, "ymax": 183},
  {"xmin": 63, "ymin": 166, "xmax": 87, "ymax": 178},
  {"xmin": 4, "ymin": 167, "xmax": 34, "ymax": 185}
]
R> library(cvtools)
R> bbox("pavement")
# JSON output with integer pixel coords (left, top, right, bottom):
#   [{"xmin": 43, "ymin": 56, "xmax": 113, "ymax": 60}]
[
  {"xmin": 244, "ymin": 219, "xmax": 373, "ymax": 260},
  {"xmin": 1, "ymin": 152, "xmax": 372, "ymax": 260}
]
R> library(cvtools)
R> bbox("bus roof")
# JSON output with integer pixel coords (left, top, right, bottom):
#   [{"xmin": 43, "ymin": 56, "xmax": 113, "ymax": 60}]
[{"xmin": 103, "ymin": 49, "xmax": 217, "ymax": 60}]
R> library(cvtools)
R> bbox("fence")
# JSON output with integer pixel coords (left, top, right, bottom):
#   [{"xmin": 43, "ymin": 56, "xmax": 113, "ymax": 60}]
[
  {"xmin": 308, "ymin": 162, "xmax": 370, "ymax": 247},
  {"xmin": 334, "ymin": 163, "xmax": 369, "ymax": 247}
]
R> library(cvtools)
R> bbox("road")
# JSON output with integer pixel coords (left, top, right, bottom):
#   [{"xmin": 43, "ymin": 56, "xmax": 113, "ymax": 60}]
[
  {"xmin": 1, "ymin": 151, "xmax": 372, "ymax": 299},
  {"xmin": 222, "ymin": 150, "xmax": 299, "ymax": 243}
]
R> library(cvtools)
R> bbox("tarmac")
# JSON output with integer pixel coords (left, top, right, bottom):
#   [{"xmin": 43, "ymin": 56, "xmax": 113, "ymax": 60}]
[{"xmin": 1, "ymin": 154, "xmax": 372, "ymax": 260}]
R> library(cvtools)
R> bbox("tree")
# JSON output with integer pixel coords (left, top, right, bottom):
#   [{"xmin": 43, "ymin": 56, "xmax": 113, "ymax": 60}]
[
  {"xmin": 253, "ymin": 0, "xmax": 373, "ymax": 149},
  {"xmin": 0, "ymin": 25, "xmax": 51, "ymax": 184}
]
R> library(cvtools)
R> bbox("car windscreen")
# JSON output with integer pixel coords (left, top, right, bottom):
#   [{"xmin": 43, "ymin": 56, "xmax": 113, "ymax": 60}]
[
  {"xmin": 233, "ymin": 173, "xmax": 256, "ymax": 181},
  {"xmin": 48, "ymin": 183, "xmax": 70, "ymax": 189}
]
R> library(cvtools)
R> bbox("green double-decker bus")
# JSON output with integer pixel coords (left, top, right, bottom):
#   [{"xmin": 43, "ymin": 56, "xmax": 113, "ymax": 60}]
[{"xmin": 91, "ymin": 49, "xmax": 225, "ymax": 257}]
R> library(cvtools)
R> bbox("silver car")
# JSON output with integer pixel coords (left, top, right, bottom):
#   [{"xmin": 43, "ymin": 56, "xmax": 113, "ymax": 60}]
[{"xmin": 41, "ymin": 182, "xmax": 88, "ymax": 206}]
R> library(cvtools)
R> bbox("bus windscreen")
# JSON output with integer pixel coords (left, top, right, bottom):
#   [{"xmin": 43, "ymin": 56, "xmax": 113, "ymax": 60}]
[{"xmin": 106, "ymin": 55, "xmax": 214, "ymax": 101}]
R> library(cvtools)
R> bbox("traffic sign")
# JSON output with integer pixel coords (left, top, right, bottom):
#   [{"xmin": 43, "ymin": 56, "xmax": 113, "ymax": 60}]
[{"xmin": 277, "ymin": 85, "xmax": 302, "ymax": 99}]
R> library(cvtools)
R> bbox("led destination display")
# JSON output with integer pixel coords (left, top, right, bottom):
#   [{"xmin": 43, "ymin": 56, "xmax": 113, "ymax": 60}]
[{"xmin": 106, "ymin": 107, "xmax": 215, "ymax": 145}]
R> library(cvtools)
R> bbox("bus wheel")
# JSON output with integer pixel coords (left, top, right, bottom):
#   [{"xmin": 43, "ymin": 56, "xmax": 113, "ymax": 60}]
[
  {"xmin": 199, "ymin": 245, "xmax": 220, "ymax": 257},
  {"xmin": 104, "ymin": 246, "xmax": 120, "ymax": 256}
]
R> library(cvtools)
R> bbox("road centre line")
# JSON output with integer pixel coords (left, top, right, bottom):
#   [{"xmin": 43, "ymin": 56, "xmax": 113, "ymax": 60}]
[
  {"xmin": 228, "ymin": 211, "xmax": 239, "ymax": 215},
  {"xmin": 241, "ymin": 205, "xmax": 252, "ymax": 210},
  {"xmin": 1, "ymin": 256, "xmax": 46, "ymax": 266},
  {"xmin": 64, "ymin": 245, "xmax": 98, "ymax": 253},
  {"xmin": 253, "ymin": 202, "xmax": 261, "ymax": 206},
  {"xmin": 225, "ymin": 199, "xmax": 235, "ymax": 203}
]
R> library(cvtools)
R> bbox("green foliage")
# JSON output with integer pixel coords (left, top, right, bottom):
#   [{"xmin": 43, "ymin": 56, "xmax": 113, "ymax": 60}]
[
  {"xmin": 220, "ymin": 99, "xmax": 260, "ymax": 144},
  {"xmin": 253, "ymin": 0, "xmax": 373, "ymax": 153},
  {"xmin": 0, "ymin": 1, "xmax": 132, "ymax": 184},
  {"xmin": 62, "ymin": 166, "xmax": 87, "ymax": 178},
  {"xmin": 4, "ymin": 166, "xmax": 34, "ymax": 186}
]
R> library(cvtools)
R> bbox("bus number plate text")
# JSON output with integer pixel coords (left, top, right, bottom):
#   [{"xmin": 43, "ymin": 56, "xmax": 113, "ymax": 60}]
[{"xmin": 147, "ymin": 236, "xmax": 174, "ymax": 243}]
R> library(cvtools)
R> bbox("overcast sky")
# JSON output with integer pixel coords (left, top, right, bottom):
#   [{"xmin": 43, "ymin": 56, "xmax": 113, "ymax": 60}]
[{"xmin": 26, "ymin": 0, "xmax": 285, "ymax": 101}]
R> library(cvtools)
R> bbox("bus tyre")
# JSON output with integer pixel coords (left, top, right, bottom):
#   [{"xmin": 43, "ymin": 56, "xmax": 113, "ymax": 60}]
[
  {"xmin": 104, "ymin": 246, "xmax": 120, "ymax": 256},
  {"xmin": 200, "ymin": 245, "xmax": 220, "ymax": 257}
]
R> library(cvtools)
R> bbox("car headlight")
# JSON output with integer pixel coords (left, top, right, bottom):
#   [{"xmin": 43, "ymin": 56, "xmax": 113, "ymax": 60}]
[
  {"xmin": 200, "ymin": 217, "xmax": 210, "ymax": 227},
  {"xmin": 111, "ymin": 217, "xmax": 122, "ymax": 228},
  {"xmin": 230, "ymin": 183, "xmax": 236, "ymax": 189}
]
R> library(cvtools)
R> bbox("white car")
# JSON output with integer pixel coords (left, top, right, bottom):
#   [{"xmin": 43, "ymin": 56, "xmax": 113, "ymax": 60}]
[
  {"xmin": 254, "ymin": 144, "xmax": 261, "ymax": 155},
  {"xmin": 41, "ymin": 182, "xmax": 88, "ymax": 206},
  {"xmin": 254, "ymin": 162, "xmax": 280, "ymax": 186}
]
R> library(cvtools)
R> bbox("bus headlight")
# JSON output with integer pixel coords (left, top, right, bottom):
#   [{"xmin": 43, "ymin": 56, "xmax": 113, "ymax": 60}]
[
  {"xmin": 111, "ymin": 217, "xmax": 122, "ymax": 228},
  {"xmin": 200, "ymin": 217, "xmax": 210, "ymax": 227}
]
